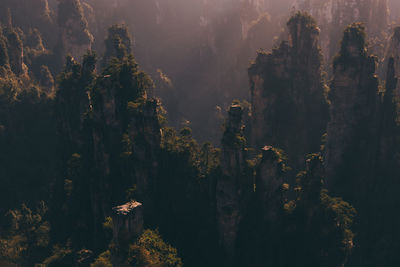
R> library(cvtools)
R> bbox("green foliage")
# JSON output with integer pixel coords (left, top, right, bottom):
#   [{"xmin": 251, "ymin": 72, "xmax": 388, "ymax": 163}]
[
  {"xmin": 94, "ymin": 55, "xmax": 151, "ymax": 108},
  {"xmin": 102, "ymin": 25, "xmax": 132, "ymax": 67},
  {"xmin": 221, "ymin": 102, "xmax": 246, "ymax": 149},
  {"xmin": 42, "ymin": 244, "xmax": 74, "ymax": 267},
  {"xmin": 91, "ymin": 250, "xmax": 112, "ymax": 267},
  {"xmin": 179, "ymin": 126, "xmax": 192, "ymax": 137},
  {"xmin": 157, "ymin": 126, "xmax": 220, "ymax": 265},
  {"xmin": 128, "ymin": 230, "xmax": 182, "ymax": 267},
  {"xmin": 0, "ymin": 202, "xmax": 50, "ymax": 265},
  {"xmin": 103, "ymin": 217, "xmax": 113, "ymax": 231},
  {"xmin": 287, "ymin": 12, "xmax": 319, "ymax": 49},
  {"xmin": 282, "ymin": 155, "xmax": 356, "ymax": 267},
  {"xmin": 287, "ymin": 11, "xmax": 318, "ymax": 30},
  {"xmin": 249, "ymin": 12, "xmax": 328, "ymax": 172},
  {"xmin": 0, "ymin": 58, "xmax": 57, "ymax": 245},
  {"xmin": 340, "ymin": 22, "xmax": 367, "ymax": 55}
]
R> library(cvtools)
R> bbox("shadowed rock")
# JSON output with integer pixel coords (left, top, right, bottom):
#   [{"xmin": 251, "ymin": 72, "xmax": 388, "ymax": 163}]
[{"xmin": 112, "ymin": 201, "xmax": 144, "ymax": 247}]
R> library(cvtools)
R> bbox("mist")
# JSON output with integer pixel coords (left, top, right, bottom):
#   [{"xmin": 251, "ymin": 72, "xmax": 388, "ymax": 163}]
[{"xmin": 2, "ymin": 0, "xmax": 400, "ymax": 266}]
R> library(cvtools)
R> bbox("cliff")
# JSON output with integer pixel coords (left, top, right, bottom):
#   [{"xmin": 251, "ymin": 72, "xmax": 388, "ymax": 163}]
[
  {"xmin": 249, "ymin": 12, "xmax": 329, "ymax": 170},
  {"xmin": 0, "ymin": 0, "xmax": 56, "ymax": 47},
  {"xmin": 4, "ymin": 28, "xmax": 27, "ymax": 76},
  {"xmin": 57, "ymin": 0, "xmax": 93, "ymax": 62},
  {"xmin": 295, "ymin": 0, "xmax": 389, "ymax": 61},
  {"xmin": 217, "ymin": 104, "xmax": 247, "ymax": 263},
  {"xmin": 101, "ymin": 25, "xmax": 132, "ymax": 68},
  {"xmin": 324, "ymin": 23, "xmax": 379, "ymax": 202},
  {"xmin": 112, "ymin": 201, "xmax": 144, "ymax": 247}
]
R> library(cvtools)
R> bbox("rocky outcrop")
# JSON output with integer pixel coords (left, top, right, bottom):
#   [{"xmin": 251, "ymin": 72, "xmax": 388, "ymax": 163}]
[
  {"xmin": 87, "ymin": 0, "xmax": 283, "ymax": 143},
  {"xmin": 324, "ymin": 23, "xmax": 379, "ymax": 202},
  {"xmin": 55, "ymin": 52, "xmax": 162, "ymax": 252},
  {"xmin": 112, "ymin": 201, "xmax": 144, "ymax": 247},
  {"xmin": 249, "ymin": 12, "xmax": 329, "ymax": 169},
  {"xmin": 55, "ymin": 54, "xmax": 93, "ymax": 152},
  {"xmin": 294, "ymin": 0, "xmax": 389, "ymax": 61},
  {"xmin": 57, "ymin": 0, "xmax": 93, "ymax": 62},
  {"xmin": 39, "ymin": 65, "xmax": 55, "ymax": 95},
  {"xmin": 255, "ymin": 146, "xmax": 285, "ymax": 223},
  {"xmin": 91, "ymin": 60, "xmax": 161, "ymax": 202},
  {"xmin": 101, "ymin": 25, "xmax": 132, "ymax": 68},
  {"xmin": 298, "ymin": 154, "xmax": 324, "ymax": 203},
  {"xmin": 0, "ymin": 33, "xmax": 10, "ymax": 70},
  {"xmin": 385, "ymin": 27, "xmax": 400, "ymax": 118},
  {"xmin": 5, "ymin": 29, "xmax": 27, "ymax": 76},
  {"xmin": 217, "ymin": 104, "xmax": 247, "ymax": 263},
  {"xmin": 111, "ymin": 201, "xmax": 144, "ymax": 267},
  {"xmin": 323, "ymin": 25, "xmax": 400, "ymax": 266},
  {"xmin": 0, "ymin": 0, "xmax": 57, "ymax": 48},
  {"xmin": 126, "ymin": 98, "xmax": 161, "ymax": 202}
]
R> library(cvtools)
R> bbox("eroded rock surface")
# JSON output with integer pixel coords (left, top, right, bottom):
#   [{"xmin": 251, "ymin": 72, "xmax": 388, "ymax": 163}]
[
  {"xmin": 249, "ymin": 12, "xmax": 329, "ymax": 169},
  {"xmin": 112, "ymin": 201, "xmax": 144, "ymax": 246},
  {"xmin": 324, "ymin": 23, "xmax": 379, "ymax": 201}
]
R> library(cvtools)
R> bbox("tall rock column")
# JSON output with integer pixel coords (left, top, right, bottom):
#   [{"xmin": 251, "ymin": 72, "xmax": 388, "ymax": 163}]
[
  {"xmin": 255, "ymin": 146, "xmax": 285, "ymax": 224},
  {"xmin": 111, "ymin": 201, "xmax": 144, "ymax": 266},
  {"xmin": 385, "ymin": 27, "xmax": 400, "ymax": 119},
  {"xmin": 112, "ymin": 201, "xmax": 144, "ymax": 247},
  {"xmin": 249, "ymin": 12, "xmax": 328, "ymax": 170},
  {"xmin": 101, "ymin": 25, "xmax": 132, "ymax": 68},
  {"xmin": 5, "ymin": 28, "xmax": 27, "ymax": 75},
  {"xmin": 128, "ymin": 99, "xmax": 161, "ymax": 202},
  {"xmin": 324, "ymin": 23, "xmax": 379, "ymax": 203},
  {"xmin": 57, "ymin": 0, "xmax": 93, "ymax": 62},
  {"xmin": 294, "ymin": 0, "xmax": 389, "ymax": 61},
  {"xmin": 216, "ymin": 104, "xmax": 247, "ymax": 263}
]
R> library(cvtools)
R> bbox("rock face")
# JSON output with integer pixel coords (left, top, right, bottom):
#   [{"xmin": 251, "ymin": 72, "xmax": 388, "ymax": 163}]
[
  {"xmin": 255, "ymin": 146, "xmax": 285, "ymax": 223},
  {"xmin": 127, "ymin": 99, "xmax": 161, "ymax": 201},
  {"xmin": 0, "ymin": 0, "xmax": 55, "ymax": 46},
  {"xmin": 324, "ymin": 23, "xmax": 379, "ymax": 201},
  {"xmin": 299, "ymin": 154, "xmax": 325, "ymax": 204},
  {"xmin": 385, "ymin": 27, "xmax": 400, "ymax": 117},
  {"xmin": 249, "ymin": 12, "xmax": 329, "ymax": 169},
  {"xmin": 101, "ymin": 25, "xmax": 132, "ymax": 68},
  {"xmin": 216, "ymin": 102, "xmax": 291, "ymax": 265},
  {"xmin": 380, "ymin": 28, "xmax": 400, "ymax": 158},
  {"xmin": 57, "ymin": 0, "xmax": 93, "ymax": 62},
  {"xmin": 217, "ymin": 104, "xmax": 246, "ymax": 262},
  {"xmin": 5, "ymin": 29, "xmax": 27, "ymax": 76},
  {"xmin": 55, "ymin": 54, "xmax": 93, "ymax": 153},
  {"xmin": 39, "ymin": 65, "xmax": 55, "ymax": 95},
  {"xmin": 55, "ymin": 48, "xmax": 162, "ymax": 254},
  {"xmin": 294, "ymin": 0, "xmax": 389, "ymax": 61},
  {"xmin": 91, "ymin": 62, "xmax": 161, "ymax": 203},
  {"xmin": 112, "ymin": 201, "xmax": 144, "ymax": 247},
  {"xmin": 324, "ymin": 24, "xmax": 400, "ymax": 266},
  {"xmin": 0, "ymin": 34, "xmax": 9, "ymax": 69},
  {"xmin": 85, "ymin": 0, "xmax": 287, "ymax": 143}
]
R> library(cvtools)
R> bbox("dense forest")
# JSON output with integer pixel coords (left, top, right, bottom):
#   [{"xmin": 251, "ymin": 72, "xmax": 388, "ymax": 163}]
[{"xmin": 1, "ymin": 0, "xmax": 400, "ymax": 266}]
